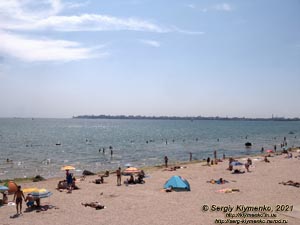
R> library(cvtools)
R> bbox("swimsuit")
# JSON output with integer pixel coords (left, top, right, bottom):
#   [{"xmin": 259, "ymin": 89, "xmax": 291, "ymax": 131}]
[
  {"xmin": 16, "ymin": 197, "xmax": 22, "ymax": 204},
  {"xmin": 26, "ymin": 201, "xmax": 34, "ymax": 207}
]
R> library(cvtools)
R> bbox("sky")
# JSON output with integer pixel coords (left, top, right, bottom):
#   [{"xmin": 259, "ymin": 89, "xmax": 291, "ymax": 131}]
[{"xmin": 0, "ymin": 0, "xmax": 299, "ymax": 118}]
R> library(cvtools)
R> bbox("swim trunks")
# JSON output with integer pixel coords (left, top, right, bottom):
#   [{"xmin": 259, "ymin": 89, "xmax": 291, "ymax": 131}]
[{"xmin": 16, "ymin": 197, "xmax": 22, "ymax": 204}]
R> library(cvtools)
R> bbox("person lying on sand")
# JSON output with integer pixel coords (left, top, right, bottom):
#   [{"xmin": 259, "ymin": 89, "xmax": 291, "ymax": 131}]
[
  {"xmin": 232, "ymin": 169, "xmax": 245, "ymax": 174},
  {"xmin": 81, "ymin": 202, "xmax": 105, "ymax": 210},
  {"xmin": 279, "ymin": 180, "xmax": 300, "ymax": 188},
  {"xmin": 165, "ymin": 187, "xmax": 173, "ymax": 192},
  {"xmin": 207, "ymin": 178, "xmax": 229, "ymax": 184},
  {"xmin": 163, "ymin": 166, "xmax": 181, "ymax": 171}
]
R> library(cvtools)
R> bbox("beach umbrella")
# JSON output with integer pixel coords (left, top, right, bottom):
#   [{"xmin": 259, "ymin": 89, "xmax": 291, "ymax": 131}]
[
  {"xmin": 123, "ymin": 167, "xmax": 140, "ymax": 175},
  {"xmin": 31, "ymin": 188, "xmax": 53, "ymax": 199},
  {"xmin": 230, "ymin": 161, "xmax": 243, "ymax": 166},
  {"xmin": 5, "ymin": 181, "xmax": 18, "ymax": 194},
  {"xmin": 266, "ymin": 150, "xmax": 274, "ymax": 153},
  {"xmin": 0, "ymin": 185, "xmax": 8, "ymax": 192},
  {"xmin": 23, "ymin": 187, "xmax": 39, "ymax": 193},
  {"xmin": 61, "ymin": 165, "xmax": 75, "ymax": 171}
]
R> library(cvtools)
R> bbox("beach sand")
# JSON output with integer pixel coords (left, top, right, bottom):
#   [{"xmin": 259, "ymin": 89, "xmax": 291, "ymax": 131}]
[{"xmin": 1, "ymin": 152, "xmax": 300, "ymax": 225}]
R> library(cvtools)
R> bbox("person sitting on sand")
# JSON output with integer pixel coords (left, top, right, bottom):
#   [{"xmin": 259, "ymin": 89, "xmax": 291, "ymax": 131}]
[
  {"xmin": 140, "ymin": 170, "xmax": 145, "ymax": 178},
  {"xmin": 92, "ymin": 176, "xmax": 104, "ymax": 184},
  {"xmin": 81, "ymin": 202, "xmax": 105, "ymax": 210},
  {"xmin": 57, "ymin": 180, "xmax": 68, "ymax": 189},
  {"xmin": 135, "ymin": 173, "xmax": 145, "ymax": 184},
  {"xmin": 127, "ymin": 174, "xmax": 135, "ymax": 184},
  {"xmin": 1, "ymin": 191, "xmax": 8, "ymax": 205},
  {"xmin": 264, "ymin": 156, "xmax": 270, "ymax": 163},
  {"xmin": 247, "ymin": 158, "xmax": 252, "ymax": 166},
  {"xmin": 25, "ymin": 193, "xmax": 35, "ymax": 208},
  {"xmin": 245, "ymin": 162, "xmax": 250, "ymax": 172}
]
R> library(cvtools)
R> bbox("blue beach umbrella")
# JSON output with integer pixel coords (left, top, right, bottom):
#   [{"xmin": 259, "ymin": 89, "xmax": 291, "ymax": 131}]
[
  {"xmin": 230, "ymin": 161, "xmax": 244, "ymax": 166},
  {"xmin": 0, "ymin": 185, "xmax": 9, "ymax": 192}
]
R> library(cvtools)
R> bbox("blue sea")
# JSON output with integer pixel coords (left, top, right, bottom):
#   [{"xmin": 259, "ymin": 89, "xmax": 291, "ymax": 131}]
[{"xmin": 0, "ymin": 118, "xmax": 299, "ymax": 179}]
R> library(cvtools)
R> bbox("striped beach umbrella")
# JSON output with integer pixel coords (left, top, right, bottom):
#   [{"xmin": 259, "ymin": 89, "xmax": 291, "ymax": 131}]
[
  {"xmin": 0, "ymin": 185, "xmax": 8, "ymax": 192},
  {"xmin": 31, "ymin": 188, "xmax": 53, "ymax": 199},
  {"xmin": 123, "ymin": 167, "xmax": 140, "ymax": 175},
  {"xmin": 23, "ymin": 187, "xmax": 39, "ymax": 193}
]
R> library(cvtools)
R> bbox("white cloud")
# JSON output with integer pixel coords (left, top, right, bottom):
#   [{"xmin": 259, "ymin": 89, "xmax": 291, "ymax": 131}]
[
  {"xmin": 0, "ymin": 30, "xmax": 104, "ymax": 62},
  {"xmin": 214, "ymin": 3, "xmax": 233, "ymax": 12},
  {"xmin": 18, "ymin": 14, "xmax": 168, "ymax": 32},
  {"xmin": 0, "ymin": 0, "xmax": 203, "ymax": 62},
  {"xmin": 0, "ymin": 1, "xmax": 169, "ymax": 33},
  {"xmin": 171, "ymin": 26, "xmax": 205, "ymax": 35},
  {"xmin": 140, "ymin": 39, "xmax": 160, "ymax": 48}
]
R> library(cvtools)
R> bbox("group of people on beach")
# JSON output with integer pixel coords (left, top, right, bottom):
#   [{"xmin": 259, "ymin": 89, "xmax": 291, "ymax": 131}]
[{"xmin": 12, "ymin": 185, "xmax": 41, "ymax": 215}]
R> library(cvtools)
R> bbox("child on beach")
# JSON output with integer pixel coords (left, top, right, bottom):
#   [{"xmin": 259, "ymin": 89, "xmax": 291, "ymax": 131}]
[
  {"xmin": 13, "ymin": 186, "xmax": 25, "ymax": 215},
  {"xmin": 25, "ymin": 193, "xmax": 35, "ymax": 208}
]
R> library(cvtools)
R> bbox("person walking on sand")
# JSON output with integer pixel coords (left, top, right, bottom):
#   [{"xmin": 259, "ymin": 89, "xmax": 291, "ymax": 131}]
[
  {"xmin": 189, "ymin": 152, "xmax": 192, "ymax": 161},
  {"xmin": 116, "ymin": 167, "xmax": 122, "ymax": 186},
  {"xmin": 164, "ymin": 156, "xmax": 168, "ymax": 167},
  {"xmin": 13, "ymin": 186, "xmax": 25, "ymax": 215}
]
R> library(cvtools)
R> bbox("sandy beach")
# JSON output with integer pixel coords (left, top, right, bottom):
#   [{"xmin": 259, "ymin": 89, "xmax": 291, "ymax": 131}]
[{"xmin": 1, "ymin": 151, "xmax": 300, "ymax": 225}]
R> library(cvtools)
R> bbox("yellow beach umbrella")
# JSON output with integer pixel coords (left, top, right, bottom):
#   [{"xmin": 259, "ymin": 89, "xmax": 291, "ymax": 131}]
[
  {"xmin": 23, "ymin": 187, "xmax": 39, "ymax": 193},
  {"xmin": 61, "ymin": 165, "xmax": 75, "ymax": 171}
]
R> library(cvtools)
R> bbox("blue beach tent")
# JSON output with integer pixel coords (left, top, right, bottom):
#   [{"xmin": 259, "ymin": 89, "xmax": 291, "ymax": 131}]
[{"xmin": 164, "ymin": 176, "xmax": 191, "ymax": 191}]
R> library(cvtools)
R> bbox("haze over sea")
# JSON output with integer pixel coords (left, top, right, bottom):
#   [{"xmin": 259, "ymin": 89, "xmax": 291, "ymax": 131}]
[{"xmin": 0, "ymin": 118, "xmax": 299, "ymax": 180}]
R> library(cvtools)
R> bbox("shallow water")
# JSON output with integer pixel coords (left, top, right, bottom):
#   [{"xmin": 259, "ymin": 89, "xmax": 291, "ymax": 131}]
[{"xmin": 0, "ymin": 118, "xmax": 299, "ymax": 179}]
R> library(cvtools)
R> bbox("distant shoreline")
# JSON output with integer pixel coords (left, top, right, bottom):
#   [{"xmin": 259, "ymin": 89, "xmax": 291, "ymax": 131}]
[{"xmin": 73, "ymin": 115, "xmax": 300, "ymax": 121}]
